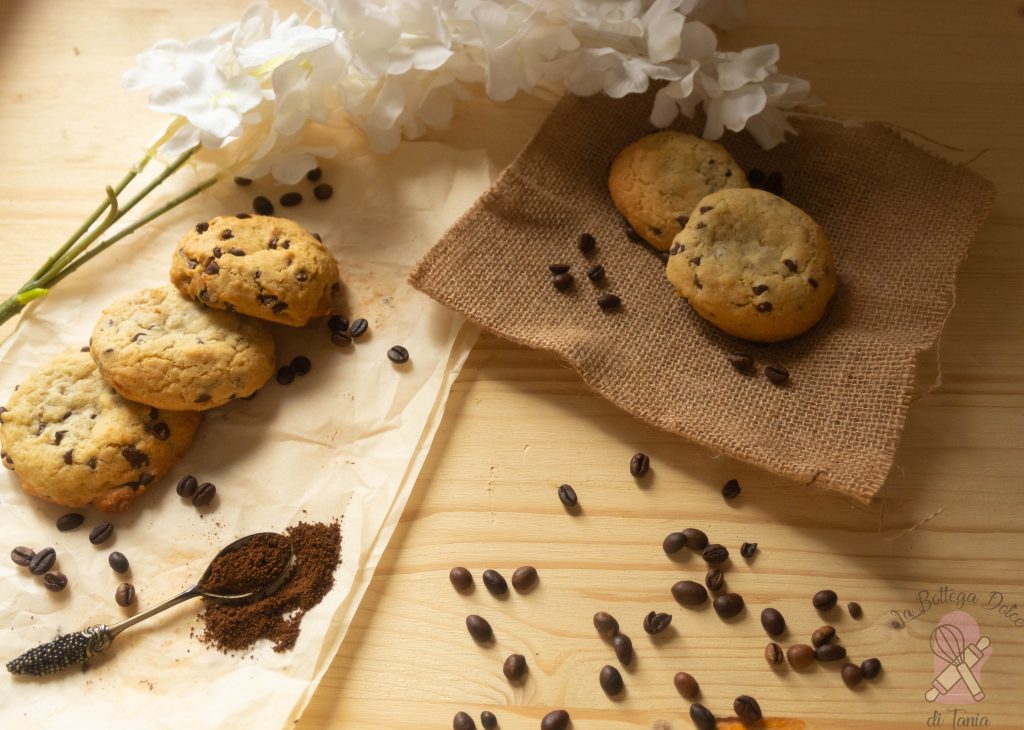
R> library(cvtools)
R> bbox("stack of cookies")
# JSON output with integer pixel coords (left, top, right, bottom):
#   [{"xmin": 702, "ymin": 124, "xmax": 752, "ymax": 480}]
[
  {"xmin": 0, "ymin": 215, "xmax": 340, "ymax": 513},
  {"xmin": 609, "ymin": 131, "xmax": 837, "ymax": 343}
]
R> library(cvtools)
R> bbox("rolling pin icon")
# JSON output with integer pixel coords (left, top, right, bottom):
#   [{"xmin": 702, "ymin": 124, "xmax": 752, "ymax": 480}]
[{"xmin": 925, "ymin": 624, "xmax": 990, "ymax": 702}]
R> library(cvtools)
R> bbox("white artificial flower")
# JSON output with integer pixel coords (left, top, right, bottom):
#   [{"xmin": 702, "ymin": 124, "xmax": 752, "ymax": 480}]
[
  {"xmin": 236, "ymin": 14, "xmax": 338, "ymax": 72},
  {"xmin": 244, "ymin": 130, "xmax": 337, "ymax": 183},
  {"xmin": 123, "ymin": 35, "xmax": 231, "ymax": 95}
]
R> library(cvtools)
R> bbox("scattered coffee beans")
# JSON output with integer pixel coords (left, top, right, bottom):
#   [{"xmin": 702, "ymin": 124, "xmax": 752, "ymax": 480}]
[
  {"xmin": 848, "ymin": 601, "xmax": 863, "ymax": 619},
  {"xmin": 599, "ymin": 664, "xmax": 624, "ymax": 695},
  {"xmin": 252, "ymin": 196, "xmax": 274, "ymax": 215},
  {"xmin": 466, "ymin": 615, "xmax": 493, "ymax": 642},
  {"xmin": 586, "ymin": 264, "xmax": 605, "ymax": 282},
  {"xmin": 787, "ymin": 644, "xmax": 816, "ymax": 669},
  {"xmin": 55, "ymin": 513, "xmax": 84, "ymax": 531},
  {"xmin": 291, "ymin": 356, "xmax": 312, "ymax": 375},
  {"xmin": 115, "ymin": 582, "xmax": 135, "ymax": 607},
  {"xmin": 541, "ymin": 710, "xmax": 570, "ymax": 730},
  {"xmin": 511, "ymin": 566, "xmax": 538, "ymax": 592},
  {"xmin": 728, "ymin": 352, "xmax": 754, "ymax": 373},
  {"xmin": 643, "ymin": 611, "xmax": 672, "ymax": 635},
  {"xmin": 453, "ymin": 711, "xmax": 476, "ymax": 730},
  {"xmin": 387, "ymin": 345, "xmax": 410, "ymax": 364},
  {"xmin": 331, "ymin": 332, "xmax": 352, "ymax": 347},
  {"xmin": 503, "ymin": 653, "xmax": 527, "ymax": 682},
  {"xmin": 815, "ymin": 643, "xmax": 847, "ymax": 662},
  {"xmin": 480, "ymin": 711, "xmax": 497, "ymax": 730},
  {"xmin": 548, "ymin": 263, "xmax": 570, "ymax": 274},
  {"xmin": 629, "ymin": 452, "xmax": 650, "ymax": 477},
  {"xmin": 306, "ymin": 167, "xmax": 322, "ymax": 182},
  {"xmin": 350, "ymin": 318, "xmax": 369, "ymax": 338},
  {"xmin": 674, "ymin": 671, "xmax": 699, "ymax": 699},
  {"xmin": 861, "ymin": 657, "xmax": 882, "ymax": 679},
  {"xmin": 702, "ymin": 544, "xmax": 729, "ymax": 565},
  {"xmin": 765, "ymin": 171, "xmax": 784, "ymax": 196},
  {"xmin": 689, "ymin": 703, "xmax": 716, "ymax": 730},
  {"xmin": 842, "ymin": 662, "xmax": 864, "ymax": 688},
  {"xmin": 327, "ymin": 315, "xmax": 349, "ymax": 333},
  {"xmin": 557, "ymin": 483, "xmax": 578, "ymax": 508},
  {"xmin": 734, "ymin": 695, "xmax": 763, "ymax": 723},
  {"xmin": 597, "ymin": 293, "xmax": 621, "ymax": 310},
  {"xmin": 552, "ymin": 272, "xmax": 574, "ymax": 291},
  {"xmin": 277, "ymin": 366, "xmax": 296, "ymax": 385},
  {"xmin": 234, "ymin": 176, "xmax": 252, "ymax": 186},
  {"xmin": 193, "ymin": 482, "xmax": 217, "ymax": 507},
  {"xmin": 740, "ymin": 542, "xmax": 758, "ymax": 558},
  {"xmin": 89, "ymin": 522, "xmax": 113, "ymax": 545},
  {"xmin": 612, "ymin": 633, "xmax": 632, "ymax": 664},
  {"xmin": 11, "ymin": 546, "xmax": 34, "ymax": 567},
  {"xmin": 177, "ymin": 474, "xmax": 198, "ymax": 498},
  {"xmin": 577, "ymin": 232, "xmax": 596, "ymax": 254},
  {"xmin": 682, "ymin": 528, "xmax": 708, "ymax": 550},
  {"xmin": 671, "ymin": 580, "xmax": 708, "ymax": 606},
  {"xmin": 662, "ymin": 532, "xmax": 687, "ymax": 554},
  {"xmin": 593, "ymin": 611, "xmax": 619, "ymax": 638},
  {"xmin": 813, "ymin": 589, "xmax": 838, "ymax": 610},
  {"xmin": 109, "ymin": 551, "xmax": 130, "ymax": 574},
  {"xmin": 712, "ymin": 593, "xmax": 744, "ymax": 619},
  {"xmin": 42, "ymin": 571, "xmax": 67, "ymax": 592},
  {"xmin": 482, "ymin": 569, "xmax": 508, "ymax": 596},
  {"xmin": 721, "ymin": 479, "xmax": 741, "ymax": 500},
  {"xmin": 280, "ymin": 192, "xmax": 302, "ymax": 207},
  {"xmin": 313, "ymin": 183, "xmax": 333, "ymax": 201},
  {"xmin": 811, "ymin": 625, "xmax": 837, "ymax": 647},
  {"xmin": 760, "ymin": 607, "xmax": 786, "ymax": 636},
  {"xmin": 449, "ymin": 567, "xmax": 473, "ymax": 591},
  {"xmin": 705, "ymin": 568, "xmax": 724, "ymax": 592},
  {"xmin": 765, "ymin": 364, "xmax": 790, "ymax": 385},
  {"xmin": 765, "ymin": 641, "xmax": 784, "ymax": 666}
]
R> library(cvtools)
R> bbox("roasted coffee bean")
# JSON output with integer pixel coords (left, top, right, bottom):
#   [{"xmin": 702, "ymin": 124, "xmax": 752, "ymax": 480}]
[
  {"xmin": 115, "ymin": 582, "xmax": 135, "ymax": 607},
  {"xmin": 276, "ymin": 366, "xmax": 296, "ymax": 385},
  {"xmin": 765, "ymin": 364, "xmax": 790, "ymax": 385},
  {"xmin": 728, "ymin": 352, "xmax": 755, "ymax": 373},
  {"xmin": 280, "ymin": 192, "xmax": 303, "ymax": 207},
  {"xmin": 689, "ymin": 703, "xmax": 716, "ymax": 730},
  {"xmin": 765, "ymin": 171, "xmax": 784, "ymax": 195},
  {"xmin": 387, "ymin": 345, "xmax": 410, "ymax": 364},
  {"xmin": 597, "ymin": 293, "xmax": 621, "ymax": 310},
  {"xmin": 671, "ymin": 580, "xmax": 708, "ymax": 606},
  {"xmin": 787, "ymin": 643, "xmax": 816, "ymax": 669},
  {"xmin": 624, "ymin": 224, "xmax": 644, "ymax": 243},
  {"xmin": 586, "ymin": 264, "xmax": 605, "ymax": 282},
  {"xmin": 331, "ymin": 332, "xmax": 352, "ymax": 347},
  {"xmin": 449, "ymin": 566, "xmax": 473, "ymax": 591},
  {"xmin": 848, "ymin": 601, "xmax": 863, "ymax": 619},
  {"xmin": 511, "ymin": 566, "xmax": 538, "ymax": 591},
  {"xmin": 291, "ymin": 356, "xmax": 312, "ymax": 375},
  {"xmin": 593, "ymin": 611, "xmax": 619, "ymax": 638},
  {"xmin": 702, "ymin": 544, "xmax": 729, "ymax": 565},
  {"xmin": 765, "ymin": 641, "xmax": 784, "ymax": 666},
  {"xmin": 29, "ymin": 548, "xmax": 56, "ymax": 575},
  {"xmin": 327, "ymin": 315, "xmax": 349, "ymax": 333},
  {"xmin": 108, "ymin": 551, "xmax": 130, "ymax": 574},
  {"xmin": 842, "ymin": 662, "xmax": 864, "ymax": 688},
  {"xmin": 313, "ymin": 183, "xmax": 333, "ymax": 200},
  {"xmin": 811, "ymin": 625, "xmax": 836, "ymax": 647},
  {"xmin": 682, "ymin": 528, "xmax": 708, "ymax": 550},
  {"xmin": 11, "ymin": 546, "xmax": 35, "ymax": 567},
  {"xmin": 612, "ymin": 633, "xmax": 632, "ymax": 664},
  {"xmin": 552, "ymin": 272, "xmax": 574, "ymax": 291},
  {"xmin": 861, "ymin": 657, "xmax": 882, "ymax": 679},
  {"xmin": 349, "ymin": 318, "xmax": 369, "ymax": 338},
  {"xmin": 306, "ymin": 167, "xmax": 322, "ymax": 182},
  {"xmin": 673, "ymin": 671, "xmax": 699, "ymax": 699},
  {"xmin": 540, "ymin": 710, "xmax": 570, "ymax": 730},
  {"xmin": 712, "ymin": 593, "xmax": 744, "ymax": 619},
  {"xmin": 466, "ymin": 614, "xmax": 493, "ymax": 642},
  {"xmin": 815, "ymin": 642, "xmax": 847, "ymax": 662},
  {"xmin": 740, "ymin": 542, "xmax": 758, "ymax": 558},
  {"xmin": 813, "ymin": 589, "xmax": 838, "ymax": 611},
  {"xmin": 705, "ymin": 568, "xmax": 724, "ymax": 592},
  {"xmin": 557, "ymin": 483, "xmax": 578, "ymax": 508},
  {"xmin": 721, "ymin": 478, "xmax": 741, "ymax": 500},
  {"xmin": 733, "ymin": 695, "xmax": 762, "ymax": 723},
  {"xmin": 480, "ymin": 711, "xmax": 497, "ymax": 730},
  {"xmin": 548, "ymin": 263, "xmax": 571, "ymax": 274},
  {"xmin": 43, "ymin": 571, "xmax": 68, "ymax": 592},
  {"xmin": 599, "ymin": 665, "xmax": 624, "ymax": 695},
  {"xmin": 503, "ymin": 653, "xmax": 527, "ymax": 682},
  {"xmin": 760, "ymin": 607, "xmax": 786, "ymax": 636},
  {"xmin": 662, "ymin": 531, "xmax": 687, "ymax": 554},
  {"xmin": 577, "ymin": 232, "xmax": 596, "ymax": 254},
  {"xmin": 252, "ymin": 196, "xmax": 274, "ymax": 215},
  {"xmin": 453, "ymin": 711, "xmax": 476, "ymax": 730},
  {"xmin": 629, "ymin": 452, "xmax": 650, "ymax": 477},
  {"xmin": 643, "ymin": 611, "xmax": 672, "ymax": 635},
  {"xmin": 234, "ymin": 176, "xmax": 252, "ymax": 186},
  {"xmin": 482, "ymin": 569, "xmax": 508, "ymax": 595},
  {"xmin": 176, "ymin": 474, "xmax": 198, "ymax": 498},
  {"xmin": 56, "ymin": 513, "xmax": 84, "ymax": 531},
  {"xmin": 89, "ymin": 522, "xmax": 114, "ymax": 545},
  {"xmin": 192, "ymin": 482, "xmax": 217, "ymax": 506}
]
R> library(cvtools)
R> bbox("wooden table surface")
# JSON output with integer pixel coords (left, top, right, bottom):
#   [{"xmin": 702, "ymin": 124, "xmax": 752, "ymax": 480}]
[{"xmin": 2, "ymin": 1, "xmax": 1022, "ymax": 728}]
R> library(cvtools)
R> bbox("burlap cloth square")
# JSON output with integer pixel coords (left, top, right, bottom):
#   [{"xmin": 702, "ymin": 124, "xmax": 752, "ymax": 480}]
[{"xmin": 410, "ymin": 89, "xmax": 995, "ymax": 503}]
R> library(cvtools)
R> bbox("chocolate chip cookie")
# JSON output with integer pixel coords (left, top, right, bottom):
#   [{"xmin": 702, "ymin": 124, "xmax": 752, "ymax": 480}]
[
  {"xmin": 90, "ymin": 285, "xmax": 276, "ymax": 410},
  {"xmin": 0, "ymin": 351, "xmax": 201, "ymax": 512},
  {"xmin": 170, "ymin": 215, "xmax": 340, "ymax": 326},
  {"xmin": 609, "ymin": 131, "xmax": 748, "ymax": 251},
  {"xmin": 666, "ymin": 188, "xmax": 837, "ymax": 342}
]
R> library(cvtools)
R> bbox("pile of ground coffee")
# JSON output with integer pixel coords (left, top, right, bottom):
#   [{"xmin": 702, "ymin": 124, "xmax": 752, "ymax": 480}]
[
  {"xmin": 200, "ymin": 533, "xmax": 292, "ymax": 596},
  {"xmin": 198, "ymin": 521, "xmax": 341, "ymax": 653}
]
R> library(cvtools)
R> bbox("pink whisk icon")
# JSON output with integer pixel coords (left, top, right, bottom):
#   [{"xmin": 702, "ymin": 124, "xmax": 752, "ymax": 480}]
[{"xmin": 925, "ymin": 624, "xmax": 989, "ymax": 702}]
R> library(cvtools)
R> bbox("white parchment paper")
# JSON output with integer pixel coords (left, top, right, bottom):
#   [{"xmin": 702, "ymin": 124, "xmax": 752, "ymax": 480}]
[{"xmin": 0, "ymin": 135, "xmax": 490, "ymax": 728}]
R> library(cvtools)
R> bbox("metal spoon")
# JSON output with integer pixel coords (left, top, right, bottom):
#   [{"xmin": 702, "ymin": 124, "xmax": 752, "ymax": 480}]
[{"xmin": 6, "ymin": 532, "xmax": 295, "ymax": 677}]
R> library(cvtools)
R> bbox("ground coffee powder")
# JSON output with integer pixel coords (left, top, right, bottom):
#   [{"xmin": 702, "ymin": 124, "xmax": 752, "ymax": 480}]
[
  {"xmin": 198, "ymin": 521, "xmax": 341, "ymax": 653},
  {"xmin": 200, "ymin": 533, "xmax": 292, "ymax": 596}
]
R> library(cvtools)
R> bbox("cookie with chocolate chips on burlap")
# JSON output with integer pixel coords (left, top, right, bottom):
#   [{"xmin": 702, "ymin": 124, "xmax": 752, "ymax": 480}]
[
  {"xmin": 666, "ymin": 188, "xmax": 837, "ymax": 342},
  {"xmin": 609, "ymin": 131, "xmax": 748, "ymax": 251},
  {"xmin": 170, "ymin": 215, "xmax": 340, "ymax": 326},
  {"xmin": 0, "ymin": 350, "xmax": 201, "ymax": 512},
  {"xmin": 90, "ymin": 285, "xmax": 275, "ymax": 411}
]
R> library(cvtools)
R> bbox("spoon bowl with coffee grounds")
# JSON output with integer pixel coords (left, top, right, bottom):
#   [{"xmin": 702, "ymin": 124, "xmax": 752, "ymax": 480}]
[{"xmin": 6, "ymin": 531, "xmax": 296, "ymax": 677}]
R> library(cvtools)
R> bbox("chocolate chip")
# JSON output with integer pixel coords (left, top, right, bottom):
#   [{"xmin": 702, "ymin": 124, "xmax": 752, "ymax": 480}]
[
  {"xmin": 313, "ymin": 233, "xmax": 322, "ymax": 242},
  {"xmin": 695, "ymin": 221, "xmax": 707, "ymax": 229},
  {"xmin": 194, "ymin": 394, "xmax": 211, "ymax": 404},
  {"xmin": 229, "ymin": 248, "xmax": 246, "ymax": 256},
  {"xmin": 577, "ymin": 232, "xmax": 596, "ymax": 253},
  {"xmin": 236, "ymin": 213, "xmax": 251, "ymax": 219},
  {"xmin": 271, "ymin": 302, "xmax": 288, "ymax": 314},
  {"xmin": 213, "ymin": 246, "xmax": 223, "ymax": 258},
  {"xmin": 313, "ymin": 184, "xmax": 333, "ymax": 200},
  {"xmin": 699, "ymin": 206, "xmax": 713, "ymax": 213},
  {"xmin": 89, "ymin": 522, "xmax": 114, "ymax": 545},
  {"xmin": 765, "ymin": 364, "xmax": 790, "ymax": 385},
  {"xmin": 268, "ymin": 237, "xmax": 278, "ymax": 249},
  {"xmin": 220, "ymin": 229, "xmax": 233, "ymax": 240},
  {"xmin": 693, "ymin": 274, "xmax": 702, "ymax": 289},
  {"xmin": 187, "ymin": 258, "xmax": 199, "ymax": 269},
  {"xmin": 752, "ymin": 284, "xmax": 769, "ymax": 295},
  {"xmin": 306, "ymin": 167, "xmax": 322, "ymax": 182},
  {"xmin": 148, "ymin": 421, "xmax": 170, "ymax": 440},
  {"xmin": 234, "ymin": 176, "xmax": 252, "ymax": 186},
  {"xmin": 676, "ymin": 216, "xmax": 689, "ymax": 227},
  {"xmin": 252, "ymin": 196, "xmax": 274, "ymax": 215},
  {"xmin": 139, "ymin": 473, "xmax": 154, "ymax": 486},
  {"xmin": 121, "ymin": 446, "xmax": 149, "ymax": 468},
  {"xmin": 36, "ymin": 423, "xmax": 45, "ymax": 435},
  {"xmin": 54, "ymin": 430, "xmax": 67, "ymax": 445},
  {"xmin": 195, "ymin": 222, "xmax": 209, "ymax": 234},
  {"xmin": 280, "ymin": 192, "xmax": 303, "ymax": 207},
  {"xmin": 62, "ymin": 449, "xmax": 73, "ymax": 465},
  {"xmin": 553, "ymin": 272, "xmax": 574, "ymax": 290},
  {"xmin": 55, "ymin": 513, "xmax": 84, "ymax": 531},
  {"xmin": 784, "ymin": 259, "xmax": 797, "ymax": 272},
  {"xmin": 597, "ymin": 293, "xmax": 621, "ymax": 310},
  {"xmin": 257, "ymin": 294, "xmax": 278, "ymax": 306},
  {"xmin": 809, "ymin": 278, "xmax": 819, "ymax": 288},
  {"xmin": 755, "ymin": 301, "xmax": 773, "ymax": 313},
  {"xmin": 649, "ymin": 226, "xmax": 662, "ymax": 236},
  {"xmin": 670, "ymin": 243, "xmax": 683, "ymax": 255},
  {"xmin": 586, "ymin": 264, "xmax": 605, "ymax": 282},
  {"xmin": 205, "ymin": 261, "xmax": 220, "ymax": 275},
  {"xmin": 87, "ymin": 457, "xmax": 97, "ymax": 470}
]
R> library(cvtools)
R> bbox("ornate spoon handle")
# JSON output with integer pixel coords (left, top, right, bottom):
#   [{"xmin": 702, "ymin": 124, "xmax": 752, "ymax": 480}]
[{"xmin": 6, "ymin": 624, "xmax": 113, "ymax": 676}]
